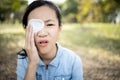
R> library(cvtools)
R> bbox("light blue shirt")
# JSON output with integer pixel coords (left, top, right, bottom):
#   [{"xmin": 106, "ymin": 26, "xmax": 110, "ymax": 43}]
[{"xmin": 16, "ymin": 43, "xmax": 83, "ymax": 80}]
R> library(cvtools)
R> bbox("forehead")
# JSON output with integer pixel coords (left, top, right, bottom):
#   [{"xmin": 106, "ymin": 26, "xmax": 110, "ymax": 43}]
[{"xmin": 28, "ymin": 6, "xmax": 57, "ymax": 21}]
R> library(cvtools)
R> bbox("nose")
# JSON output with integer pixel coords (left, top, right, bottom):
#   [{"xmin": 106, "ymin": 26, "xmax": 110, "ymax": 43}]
[{"xmin": 37, "ymin": 28, "xmax": 48, "ymax": 37}]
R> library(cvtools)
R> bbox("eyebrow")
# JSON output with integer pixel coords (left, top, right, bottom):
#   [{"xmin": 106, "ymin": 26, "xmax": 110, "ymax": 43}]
[{"xmin": 44, "ymin": 19, "xmax": 55, "ymax": 22}]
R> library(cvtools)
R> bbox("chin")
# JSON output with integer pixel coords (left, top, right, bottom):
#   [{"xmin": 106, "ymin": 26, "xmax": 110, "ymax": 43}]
[{"xmin": 37, "ymin": 47, "xmax": 49, "ymax": 55}]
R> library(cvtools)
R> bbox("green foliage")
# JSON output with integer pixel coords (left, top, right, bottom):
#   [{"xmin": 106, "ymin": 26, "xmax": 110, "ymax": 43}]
[
  {"xmin": 61, "ymin": 0, "xmax": 120, "ymax": 23},
  {"xmin": 0, "ymin": 0, "xmax": 27, "ymax": 22},
  {"xmin": 76, "ymin": 0, "xmax": 96, "ymax": 22},
  {"xmin": 60, "ymin": 0, "xmax": 79, "ymax": 22},
  {"xmin": 0, "ymin": 0, "xmax": 27, "ymax": 11}
]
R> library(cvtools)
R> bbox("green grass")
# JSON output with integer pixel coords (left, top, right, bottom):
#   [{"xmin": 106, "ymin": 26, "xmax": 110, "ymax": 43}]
[
  {"xmin": 59, "ymin": 23, "xmax": 120, "ymax": 54},
  {"xmin": 0, "ymin": 22, "xmax": 120, "ymax": 63},
  {"xmin": 0, "ymin": 23, "xmax": 25, "ymax": 52},
  {"xmin": 58, "ymin": 23, "xmax": 120, "ymax": 64}
]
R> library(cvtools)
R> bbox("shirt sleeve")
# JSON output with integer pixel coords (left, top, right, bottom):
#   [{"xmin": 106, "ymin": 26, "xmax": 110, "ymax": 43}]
[
  {"xmin": 71, "ymin": 55, "xmax": 83, "ymax": 80},
  {"xmin": 16, "ymin": 55, "xmax": 27, "ymax": 80}
]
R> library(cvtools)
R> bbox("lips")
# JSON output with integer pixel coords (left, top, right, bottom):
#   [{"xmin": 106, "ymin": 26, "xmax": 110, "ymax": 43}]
[{"xmin": 38, "ymin": 40, "xmax": 48, "ymax": 47}]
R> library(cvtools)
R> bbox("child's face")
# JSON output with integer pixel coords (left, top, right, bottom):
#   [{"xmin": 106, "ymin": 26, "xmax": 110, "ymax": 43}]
[{"xmin": 28, "ymin": 6, "xmax": 62, "ymax": 55}]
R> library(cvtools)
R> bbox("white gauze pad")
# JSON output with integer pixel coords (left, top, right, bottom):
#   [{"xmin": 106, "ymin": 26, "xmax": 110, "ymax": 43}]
[{"xmin": 28, "ymin": 19, "xmax": 44, "ymax": 32}]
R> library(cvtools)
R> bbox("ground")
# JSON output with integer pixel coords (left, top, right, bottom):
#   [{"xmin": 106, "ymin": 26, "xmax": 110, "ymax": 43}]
[{"xmin": 0, "ymin": 23, "xmax": 120, "ymax": 80}]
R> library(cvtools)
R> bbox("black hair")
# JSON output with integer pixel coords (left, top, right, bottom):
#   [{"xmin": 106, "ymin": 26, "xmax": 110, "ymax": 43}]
[
  {"xmin": 22, "ymin": 0, "xmax": 62, "ymax": 29},
  {"xmin": 18, "ymin": 0, "xmax": 62, "ymax": 58}
]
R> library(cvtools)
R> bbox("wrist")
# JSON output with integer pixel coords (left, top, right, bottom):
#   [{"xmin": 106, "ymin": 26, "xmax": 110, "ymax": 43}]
[
  {"xmin": 28, "ymin": 57, "xmax": 40, "ymax": 65},
  {"xmin": 28, "ymin": 61, "xmax": 39, "ymax": 68}
]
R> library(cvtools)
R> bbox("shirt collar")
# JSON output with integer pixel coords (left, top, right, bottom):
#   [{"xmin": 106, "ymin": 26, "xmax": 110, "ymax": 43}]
[{"xmin": 39, "ymin": 42, "xmax": 63, "ymax": 67}]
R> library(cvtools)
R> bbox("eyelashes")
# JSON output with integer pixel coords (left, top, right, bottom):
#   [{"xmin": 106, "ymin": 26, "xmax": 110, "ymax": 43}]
[{"xmin": 46, "ymin": 24, "xmax": 55, "ymax": 27}]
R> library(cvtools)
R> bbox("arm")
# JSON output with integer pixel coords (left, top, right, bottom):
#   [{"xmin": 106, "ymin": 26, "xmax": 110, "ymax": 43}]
[
  {"xmin": 16, "ymin": 54, "xmax": 39, "ymax": 80},
  {"xmin": 24, "ymin": 25, "xmax": 40, "ymax": 80},
  {"xmin": 24, "ymin": 63, "xmax": 38, "ymax": 80},
  {"xmin": 72, "ymin": 56, "xmax": 83, "ymax": 80}
]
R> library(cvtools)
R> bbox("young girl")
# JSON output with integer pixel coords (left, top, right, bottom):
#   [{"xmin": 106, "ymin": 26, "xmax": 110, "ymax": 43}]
[{"xmin": 17, "ymin": 0, "xmax": 83, "ymax": 80}]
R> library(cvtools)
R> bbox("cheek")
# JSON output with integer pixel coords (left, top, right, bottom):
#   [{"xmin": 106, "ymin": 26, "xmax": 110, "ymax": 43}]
[{"xmin": 49, "ymin": 29, "xmax": 60, "ymax": 38}]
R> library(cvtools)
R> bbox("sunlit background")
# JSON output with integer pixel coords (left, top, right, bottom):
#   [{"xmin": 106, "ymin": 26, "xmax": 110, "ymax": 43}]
[
  {"xmin": 28, "ymin": 0, "xmax": 66, "ymax": 4},
  {"xmin": 0, "ymin": 0, "xmax": 120, "ymax": 80}
]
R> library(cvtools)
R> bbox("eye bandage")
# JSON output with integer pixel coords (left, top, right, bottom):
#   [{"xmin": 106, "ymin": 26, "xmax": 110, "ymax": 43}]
[{"xmin": 28, "ymin": 19, "xmax": 44, "ymax": 32}]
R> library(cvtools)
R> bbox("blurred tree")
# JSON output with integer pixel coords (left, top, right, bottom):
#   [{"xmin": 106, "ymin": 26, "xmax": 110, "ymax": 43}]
[
  {"xmin": 60, "ymin": 0, "xmax": 120, "ymax": 23},
  {"xmin": 59, "ymin": 0, "xmax": 79, "ymax": 22},
  {"xmin": 76, "ymin": 0, "xmax": 96, "ymax": 22},
  {"xmin": 0, "ymin": 0, "xmax": 27, "ymax": 22},
  {"xmin": 100, "ymin": 0, "xmax": 120, "ymax": 22}
]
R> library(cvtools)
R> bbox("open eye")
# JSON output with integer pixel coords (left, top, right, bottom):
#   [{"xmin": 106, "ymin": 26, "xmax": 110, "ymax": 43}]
[{"xmin": 47, "ymin": 24, "xmax": 54, "ymax": 26}]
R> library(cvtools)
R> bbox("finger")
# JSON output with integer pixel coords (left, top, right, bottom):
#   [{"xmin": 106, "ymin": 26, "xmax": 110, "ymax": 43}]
[
  {"xmin": 29, "ymin": 24, "xmax": 34, "ymax": 47},
  {"xmin": 30, "ymin": 25, "xmax": 35, "ymax": 47},
  {"xmin": 25, "ymin": 26, "xmax": 28, "ymax": 48},
  {"xmin": 25, "ymin": 25, "xmax": 30, "ymax": 49}
]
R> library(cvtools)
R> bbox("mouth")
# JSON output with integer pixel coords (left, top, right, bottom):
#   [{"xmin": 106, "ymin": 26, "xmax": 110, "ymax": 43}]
[{"xmin": 38, "ymin": 40, "xmax": 48, "ymax": 46}]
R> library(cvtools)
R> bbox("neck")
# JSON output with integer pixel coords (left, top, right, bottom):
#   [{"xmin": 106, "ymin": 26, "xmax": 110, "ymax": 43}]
[{"xmin": 40, "ymin": 45, "xmax": 57, "ymax": 65}]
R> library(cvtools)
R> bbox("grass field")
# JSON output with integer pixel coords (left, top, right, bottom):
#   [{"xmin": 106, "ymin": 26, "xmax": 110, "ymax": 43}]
[{"xmin": 0, "ymin": 22, "xmax": 120, "ymax": 80}]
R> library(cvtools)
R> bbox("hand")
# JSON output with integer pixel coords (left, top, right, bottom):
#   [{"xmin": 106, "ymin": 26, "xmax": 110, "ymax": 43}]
[{"xmin": 24, "ymin": 25, "xmax": 40, "ymax": 65}]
